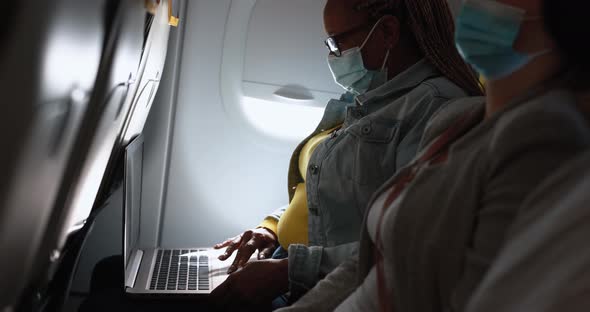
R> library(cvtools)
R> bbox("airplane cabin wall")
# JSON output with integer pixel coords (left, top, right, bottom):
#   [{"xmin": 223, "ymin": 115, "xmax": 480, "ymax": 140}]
[{"xmin": 160, "ymin": 0, "xmax": 341, "ymax": 247}]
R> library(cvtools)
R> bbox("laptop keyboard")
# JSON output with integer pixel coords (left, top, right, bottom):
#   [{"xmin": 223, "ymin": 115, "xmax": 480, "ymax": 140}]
[{"xmin": 149, "ymin": 249, "xmax": 210, "ymax": 291}]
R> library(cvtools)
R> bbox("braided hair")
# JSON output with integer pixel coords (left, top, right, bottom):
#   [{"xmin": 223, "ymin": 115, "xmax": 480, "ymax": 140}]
[{"xmin": 357, "ymin": 0, "xmax": 484, "ymax": 96}]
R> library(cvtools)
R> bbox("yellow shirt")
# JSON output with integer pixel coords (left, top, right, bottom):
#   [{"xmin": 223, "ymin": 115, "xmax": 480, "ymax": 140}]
[{"xmin": 259, "ymin": 127, "xmax": 339, "ymax": 249}]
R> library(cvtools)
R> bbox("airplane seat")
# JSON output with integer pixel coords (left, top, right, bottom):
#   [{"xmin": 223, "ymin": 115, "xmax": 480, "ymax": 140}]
[
  {"xmin": 26, "ymin": 1, "xmax": 147, "ymax": 310},
  {"xmin": 0, "ymin": 0, "xmax": 106, "ymax": 310},
  {"xmin": 0, "ymin": 1, "xmax": 146, "ymax": 311},
  {"xmin": 27, "ymin": 0, "xmax": 178, "ymax": 310},
  {"xmin": 48, "ymin": 0, "xmax": 144, "ymax": 249}
]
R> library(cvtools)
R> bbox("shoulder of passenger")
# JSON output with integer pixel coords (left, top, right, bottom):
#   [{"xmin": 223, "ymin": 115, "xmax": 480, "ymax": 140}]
[
  {"xmin": 490, "ymin": 89, "xmax": 590, "ymax": 150},
  {"xmin": 421, "ymin": 76, "xmax": 469, "ymax": 100},
  {"xmin": 419, "ymin": 96, "xmax": 486, "ymax": 149}
]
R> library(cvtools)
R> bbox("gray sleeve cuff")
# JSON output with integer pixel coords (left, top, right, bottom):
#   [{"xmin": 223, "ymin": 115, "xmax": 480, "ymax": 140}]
[
  {"xmin": 277, "ymin": 257, "xmax": 360, "ymax": 312},
  {"xmin": 319, "ymin": 242, "xmax": 359, "ymax": 277},
  {"xmin": 287, "ymin": 242, "xmax": 360, "ymax": 300},
  {"xmin": 288, "ymin": 244, "xmax": 324, "ymax": 298}
]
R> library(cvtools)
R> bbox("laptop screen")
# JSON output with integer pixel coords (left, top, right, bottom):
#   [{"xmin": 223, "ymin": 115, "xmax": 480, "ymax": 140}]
[{"xmin": 123, "ymin": 134, "xmax": 144, "ymax": 271}]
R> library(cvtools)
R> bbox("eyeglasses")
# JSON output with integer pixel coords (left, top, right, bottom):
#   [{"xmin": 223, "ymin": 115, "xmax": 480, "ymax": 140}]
[
  {"xmin": 324, "ymin": 22, "xmax": 373, "ymax": 57},
  {"xmin": 325, "ymin": 37, "xmax": 342, "ymax": 57}
]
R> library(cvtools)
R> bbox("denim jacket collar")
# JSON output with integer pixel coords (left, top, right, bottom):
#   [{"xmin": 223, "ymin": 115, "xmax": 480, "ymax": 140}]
[
  {"xmin": 315, "ymin": 59, "xmax": 440, "ymax": 132},
  {"xmin": 356, "ymin": 59, "xmax": 440, "ymax": 110},
  {"xmin": 314, "ymin": 95, "xmax": 357, "ymax": 132}
]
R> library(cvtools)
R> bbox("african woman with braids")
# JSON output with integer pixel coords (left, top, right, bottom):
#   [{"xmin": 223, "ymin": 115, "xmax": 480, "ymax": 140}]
[{"xmin": 210, "ymin": 0, "xmax": 482, "ymax": 309}]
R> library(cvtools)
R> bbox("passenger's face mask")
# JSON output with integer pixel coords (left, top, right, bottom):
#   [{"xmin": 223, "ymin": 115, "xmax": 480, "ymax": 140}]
[
  {"xmin": 455, "ymin": 0, "xmax": 551, "ymax": 80},
  {"xmin": 327, "ymin": 18, "xmax": 391, "ymax": 95}
]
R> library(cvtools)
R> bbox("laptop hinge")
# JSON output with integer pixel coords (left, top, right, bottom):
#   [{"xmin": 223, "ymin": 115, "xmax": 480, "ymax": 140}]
[{"xmin": 125, "ymin": 249, "xmax": 144, "ymax": 288}]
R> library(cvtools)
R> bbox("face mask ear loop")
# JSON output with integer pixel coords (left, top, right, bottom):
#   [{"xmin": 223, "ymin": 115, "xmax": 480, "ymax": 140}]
[
  {"xmin": 521, "ymin": 15, "xmax": 550, "ymax": 58},
  {"xmin": 530, "ymin": 49, "xmax": 553, "ymax": 58},
  {"xmin": 381, "ymin": 47, "xmax": 391, "ymax": 70},
  {"xmin": 360, "ymin": 17, "xmax": 384, "ymax": 50}
]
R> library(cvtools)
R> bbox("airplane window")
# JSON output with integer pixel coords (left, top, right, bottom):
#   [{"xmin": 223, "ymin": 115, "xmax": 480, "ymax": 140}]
[{"xmin": 241, "ymin": 96, "xmax": 324, "ymax": 141}]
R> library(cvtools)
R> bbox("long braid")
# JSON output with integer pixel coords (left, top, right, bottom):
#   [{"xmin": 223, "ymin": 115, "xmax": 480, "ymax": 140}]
[
  {"xmin": 402, "ymin": 0, "xmax": 483, "ymax": 95},
  {"xmin": 360, "ymin": 0, "xmax": 484, "ymax": 96},
  {"xmin": 356, "ymin": 1, "xmax": 484, "ymax": 311}
]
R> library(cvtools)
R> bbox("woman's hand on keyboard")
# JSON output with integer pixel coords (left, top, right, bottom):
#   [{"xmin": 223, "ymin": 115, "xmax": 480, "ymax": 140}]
[{"xmin": 214, "ymin": 228, "xmax": 279, "ymax": 274}]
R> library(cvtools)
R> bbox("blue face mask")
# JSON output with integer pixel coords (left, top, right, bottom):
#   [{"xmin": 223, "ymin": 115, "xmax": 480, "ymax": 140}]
[
  {"xmin": 455, "ymin": 0, "xmax": 550, "ymax": 80},
  {"xmin": 327, "ymin": 18, "xmax": 390, "ymax": 95}
]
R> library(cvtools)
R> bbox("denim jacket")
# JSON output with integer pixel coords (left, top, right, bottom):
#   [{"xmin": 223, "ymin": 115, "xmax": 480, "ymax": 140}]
[{"xmin": 264, "ymin": 59, "xmax": 470, "ymax": 297}]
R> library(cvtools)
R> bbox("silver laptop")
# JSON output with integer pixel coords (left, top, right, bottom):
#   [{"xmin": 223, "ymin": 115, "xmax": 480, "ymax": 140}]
[{"xmin": 122, "ymin": 134, "xmax": 241, "ymax": 295}]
